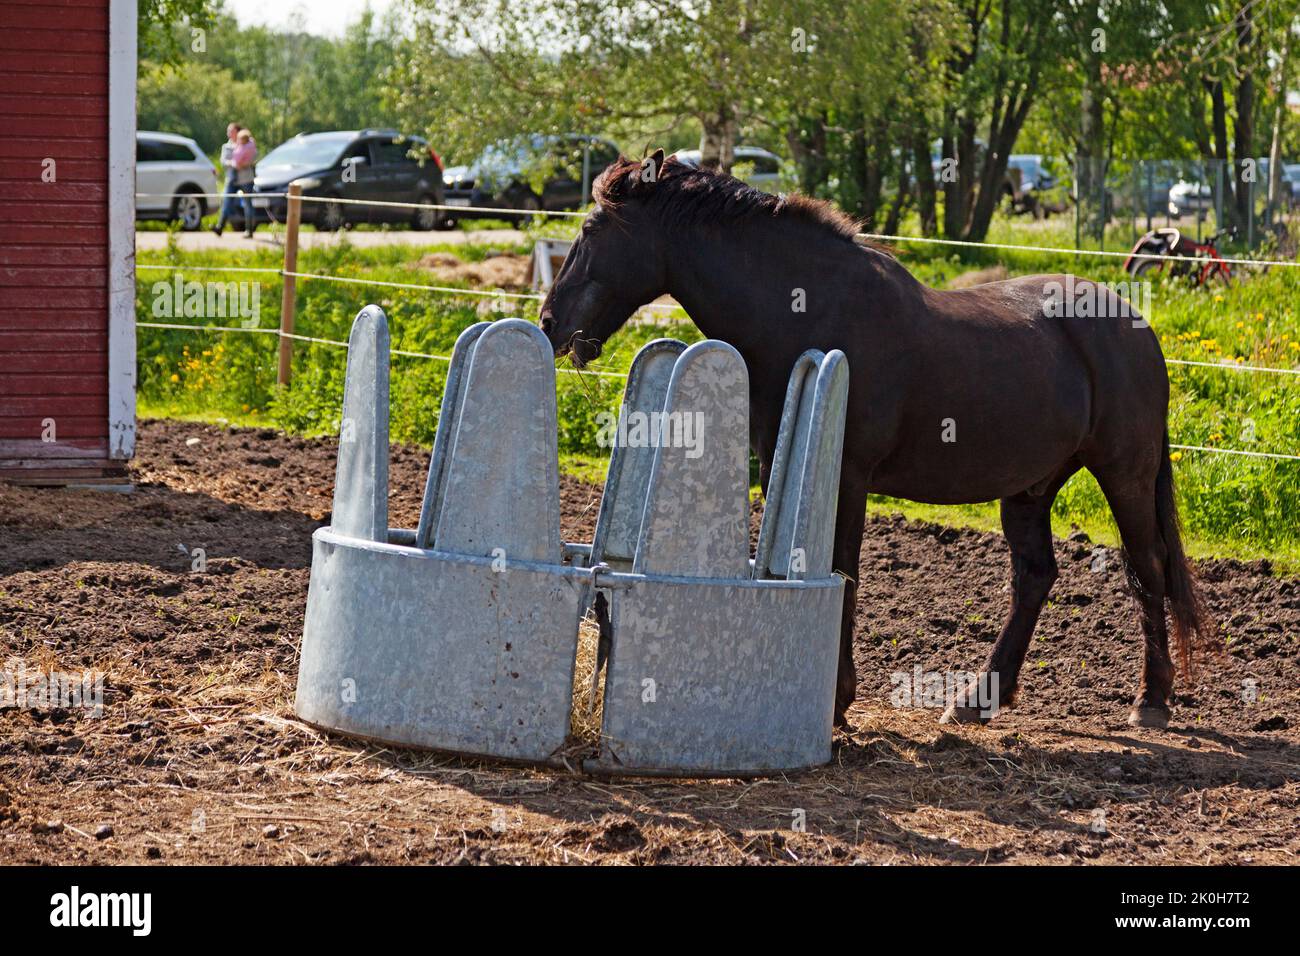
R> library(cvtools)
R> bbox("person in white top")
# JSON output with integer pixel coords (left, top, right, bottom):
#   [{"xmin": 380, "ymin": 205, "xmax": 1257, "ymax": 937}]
[{"xmin": 213, "ymin": 122, "xmax": 242, "ymax": 237}]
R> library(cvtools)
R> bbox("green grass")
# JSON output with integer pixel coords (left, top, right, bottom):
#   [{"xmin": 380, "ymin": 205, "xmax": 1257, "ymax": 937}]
[{"xmin": 136, "ymin": 212, "xmax": 1300, "ymax": 569}]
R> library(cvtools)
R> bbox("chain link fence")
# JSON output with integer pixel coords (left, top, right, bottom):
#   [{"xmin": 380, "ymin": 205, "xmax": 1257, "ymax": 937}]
[{"xmin": 1072, "ymin": 157, "xmax": 1293, "ymax": 252}]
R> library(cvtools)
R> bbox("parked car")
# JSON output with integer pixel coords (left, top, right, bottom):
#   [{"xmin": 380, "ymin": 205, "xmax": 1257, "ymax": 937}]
[
  {"xmin": 673, "ymin": 146, "xmax": 784, "ymax": 192},
  {"xmin": 135, "ymin": 131, "xmax": 220, "ymax": 231},
  {"xmin": 442, "ymin": 135, "xmax": 621, "ymax": 219},
  {"xmin": 247, "ymin": 129, "xmax": 446, "ymax": 231},
  {"xmin": 928, "ymin": 139, "xmax": 1023, "ymax": 207},
  {"xmin": 1007, "ymin": 155, "xmax": 1056, "ymax": 194},
  {"xmin": 1285, "ymin": 165, "xmax": 1300, "ymax": 205},
  {"xmin": 1135, "ymin": 175, "xmax": 1176, "ymax": 217},
  {"xmin": 1005, "ymin": 154, "xmax": 1070, "ymax": 217},
  {"xmin": 1168, "ymin": 180, "xmax": 1214, "ymax": 218},
  {"xmin": 1253, "ymin": 158, "xmax": 1300, "ymax": 205}
]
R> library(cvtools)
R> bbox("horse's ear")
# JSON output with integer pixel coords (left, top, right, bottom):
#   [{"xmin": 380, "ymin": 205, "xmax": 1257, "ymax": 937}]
[{"xmin": 631, "ymin": 148, "xmax": 666, "ymax": 189}]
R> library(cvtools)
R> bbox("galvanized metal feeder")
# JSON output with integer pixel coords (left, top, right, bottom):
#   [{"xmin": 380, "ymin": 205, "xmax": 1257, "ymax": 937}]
[{"xmin": 295, "ymin": 305, "xmax": 850, "ymax": 777}]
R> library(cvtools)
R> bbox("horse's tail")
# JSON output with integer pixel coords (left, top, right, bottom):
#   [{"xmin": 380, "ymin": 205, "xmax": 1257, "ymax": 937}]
[{"xmin": 1156, "ymin": 429, "xmax": 1216, "ymax": 673}]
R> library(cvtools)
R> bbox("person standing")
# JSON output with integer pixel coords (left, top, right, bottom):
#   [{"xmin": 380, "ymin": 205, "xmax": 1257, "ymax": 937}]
[
  {"xmin": 231, "ymin": 129, "xmax": 259, "ymax": 238},
  {"xmin": 212, "ymin": 122, "xmax": 242, "ymax": 237}
]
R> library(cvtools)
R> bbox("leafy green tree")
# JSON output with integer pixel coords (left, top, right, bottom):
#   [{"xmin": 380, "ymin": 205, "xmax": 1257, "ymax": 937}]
[
  {"xmin": 920, "ymin": 0, "xmax": 1075, "ymax": 241},
  {"xmin": 770, "ymin": 0, "xmax": 948, "ymax": 230},
  {"xmin": 393, "ymin": 0, "xmax": 848, "ymax": 172},
  {"xmin": 139, "ymin": 4, "xmax": 404, "ymax": 152},
  {"xmin": 137, "ymin": 59, "xmax": 273, "ymax": 153},
  {"xmin": 138, "ymin": 0, "xmax": 218, "ymax": 65}
]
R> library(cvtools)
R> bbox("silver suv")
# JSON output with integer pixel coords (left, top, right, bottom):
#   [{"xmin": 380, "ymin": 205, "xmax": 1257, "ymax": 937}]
[{"xmin": 135, "ymin": 132, "xmax": 219, "ymax": 231}]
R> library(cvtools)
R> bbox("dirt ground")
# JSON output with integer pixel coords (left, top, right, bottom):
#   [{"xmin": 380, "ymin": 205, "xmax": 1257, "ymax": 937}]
[{"xmin": 1, "ymin": 419, "xmax": 1297, "ymax": 865}]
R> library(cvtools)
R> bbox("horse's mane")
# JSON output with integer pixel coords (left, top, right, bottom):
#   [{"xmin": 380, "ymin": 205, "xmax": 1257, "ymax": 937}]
[{"xmin": 593, "ymin": 155, "xmax": 894, "ymax": 256}]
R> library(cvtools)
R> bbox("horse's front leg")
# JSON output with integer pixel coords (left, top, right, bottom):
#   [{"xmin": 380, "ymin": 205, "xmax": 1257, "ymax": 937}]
[
  {"xmin": 755, "ymin": 402, "xmax": 866, "ymax": 726},
  {"xmin": 832, "ymin": 473, "xmax": 870, "ymax": 727}
]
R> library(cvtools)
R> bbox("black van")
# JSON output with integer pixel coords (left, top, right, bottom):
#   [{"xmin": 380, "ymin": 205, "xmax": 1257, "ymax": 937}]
[{"xmin": 246, "ymin": 129, "xmax": 447, "ymax": 231}]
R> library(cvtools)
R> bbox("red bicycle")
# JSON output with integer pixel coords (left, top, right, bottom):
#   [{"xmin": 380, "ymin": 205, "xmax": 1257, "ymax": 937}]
[{"xmin": 1123, "ymin": 226, "xmax": 1233, "ymax": 286}]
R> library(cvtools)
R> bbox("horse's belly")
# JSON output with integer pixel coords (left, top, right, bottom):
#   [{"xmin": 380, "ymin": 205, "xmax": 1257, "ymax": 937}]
[
  {"xmin": 868, "ymin": 466, "xmax": 1059, "ymax": 505},
  {"xmin": 861, "ymin": 394, "xmax": 1089, "ymax": 505}
]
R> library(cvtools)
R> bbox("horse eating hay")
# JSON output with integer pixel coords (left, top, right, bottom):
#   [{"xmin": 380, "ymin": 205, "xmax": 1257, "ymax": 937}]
[{"xmin": 540, "ymin": 149, "xmax": 1215, "ymax": 730}]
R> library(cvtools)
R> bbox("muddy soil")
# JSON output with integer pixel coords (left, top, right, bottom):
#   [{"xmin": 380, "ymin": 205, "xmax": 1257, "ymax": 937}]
[{"xmin": 1, "ymin": 419, "xmax": 1296, "ymax": 864}]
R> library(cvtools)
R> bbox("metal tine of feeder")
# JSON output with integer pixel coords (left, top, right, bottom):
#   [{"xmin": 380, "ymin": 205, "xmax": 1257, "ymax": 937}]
[
  {"xmin": 591, "ymin": 347, "xmax": 850, "ymax": 776},
  {"xmin": 589, "ymin": 338, "xmax": 688, "ymax": 569},
  {"xmin": 585, "ymin": 338, "xmax": 687, "ymax": 714},
  {"xmin": 433, "ymin": 318, "xmax": 563, "ymax": 563},
  {"xmin": 789, "ymin": 350, "xmax": 850, "ymax": 579},
  {"xmin": 330, "ymin": 305, "xmax": 390, "ymax": 542},
  {"xmin": 633, "ymin": 340, "xmax": 751, "ymax": 579},
  {"xmin": 416, "ymin": 321, "xmax": 490, "ymax": 549},
  {"xmin": 753, "ymin": 349, "xmax": 824, "ymax": 579}
]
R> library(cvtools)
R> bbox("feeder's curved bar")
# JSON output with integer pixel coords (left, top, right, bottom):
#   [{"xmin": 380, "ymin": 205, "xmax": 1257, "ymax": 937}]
[
  {"xmin": 415, "ymin": 321, "xmax": 490, "ymax": 550},
  {"xmin": 752, "ymin": 349, "xmax": 824, "ymax": 580},
  {"xmin": 789, "ymin": 350, "xmax": 850, "ymax": 580},
  {"xmin": 632, "ymin": 339, "xmax": 751, "ymax": 579},
  {"xmin": 587, "ymin": 338, "xmax": 688, "ymax": 571}
]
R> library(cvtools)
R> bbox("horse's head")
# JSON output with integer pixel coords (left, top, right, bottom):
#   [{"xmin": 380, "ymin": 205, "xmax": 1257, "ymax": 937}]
[{"xmin": 540, "ymin": 149, "xmax": 669, "ymax": 366}]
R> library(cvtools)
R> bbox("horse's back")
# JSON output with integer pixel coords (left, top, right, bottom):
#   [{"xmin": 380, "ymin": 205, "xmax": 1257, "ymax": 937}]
[{"xmin": 924, "ymin": 273, "xmax": 1166, "ymax": 382}]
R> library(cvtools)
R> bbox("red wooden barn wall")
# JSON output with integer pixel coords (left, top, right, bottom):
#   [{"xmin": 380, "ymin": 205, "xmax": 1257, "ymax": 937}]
[{"xmin": 0, "ymin": 0, "xmax": 123, "ymax": 483}]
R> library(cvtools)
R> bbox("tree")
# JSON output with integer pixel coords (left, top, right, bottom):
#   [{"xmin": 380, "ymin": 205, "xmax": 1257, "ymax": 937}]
[
  {"xmin": 922, "ymin": 0, "xmax": 1072, "ymax": 242},
  {"xmin": 137, "ymin": 59, "xmax": 272, "ymax": 153},
  {"xmin": 138, "ymin": 0, "xmax": 218, "ymax": 65},
  {"xmin": 760, "ymin": 0, "xmax": 938, "ymax": 229},
  {"xmin": 392, "ymin": 0, "xmax": 909, "ymax": 176},
  {"xmin": 138, "ymin": 4, "xmax": 403, "ymax": 152}
]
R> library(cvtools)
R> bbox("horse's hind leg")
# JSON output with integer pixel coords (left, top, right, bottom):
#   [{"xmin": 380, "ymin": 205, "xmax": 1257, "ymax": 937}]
[
  {"xmin": 1089, "ymin": 467, "xmax": 1174, "ymax": 728},
  {"xmin": 942, "ymin": 467, "xmax": 1076, "ymax": 724}
]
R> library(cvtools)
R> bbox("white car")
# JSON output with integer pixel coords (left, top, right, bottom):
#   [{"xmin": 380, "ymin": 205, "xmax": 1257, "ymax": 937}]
[
  {"xmin": 136, "ymin": 131, "xmax": 219, "ymax": 231},
  {"xmin": 673, "ymin": 146, "xmax": 784, "ymax": 192},
  {"xmin": 1168, "ymin": 179, "xmax": 1213, "ymax": 218}
]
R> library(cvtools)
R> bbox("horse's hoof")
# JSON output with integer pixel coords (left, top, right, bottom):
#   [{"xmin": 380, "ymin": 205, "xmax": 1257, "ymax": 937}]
[
  {"xmin": 1127, "ymin": 705, "xmax": 1170, "ymax": 729},
  {"xmin": 940, "ymin": 704, "xmax": 993, "ymax": 726}
]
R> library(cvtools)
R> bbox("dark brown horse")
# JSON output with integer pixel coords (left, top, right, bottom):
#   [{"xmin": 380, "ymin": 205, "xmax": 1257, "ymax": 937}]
[{"xmin": 540, "ymin": 150, "xmax": 1214, "ymax": 729}]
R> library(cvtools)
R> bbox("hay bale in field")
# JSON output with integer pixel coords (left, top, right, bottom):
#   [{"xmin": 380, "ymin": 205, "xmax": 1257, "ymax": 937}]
[
  {"xmin": 415, "ymin": 251, "xmax": 532, "ymax": 291},
  {"xmin": 945, "ymin": 264, "xmax": 1008, "ymax": 290}
]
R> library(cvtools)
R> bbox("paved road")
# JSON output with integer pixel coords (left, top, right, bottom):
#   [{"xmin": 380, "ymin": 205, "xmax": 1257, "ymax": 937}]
[{"xmin": 135, "ymin": 227, "xmax": 529, "ymax": 252}]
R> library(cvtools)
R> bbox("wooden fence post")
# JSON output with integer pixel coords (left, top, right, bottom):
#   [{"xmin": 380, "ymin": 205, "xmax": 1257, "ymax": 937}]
[{"xmin": 278, "ymin": 182, "xmax": 303, "ymax": 387}]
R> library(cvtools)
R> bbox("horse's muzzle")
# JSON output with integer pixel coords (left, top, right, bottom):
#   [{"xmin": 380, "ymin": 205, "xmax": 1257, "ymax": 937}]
[{"xmin": 569, "ymin": 334, "xmax": 602, "ymax": 368}]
